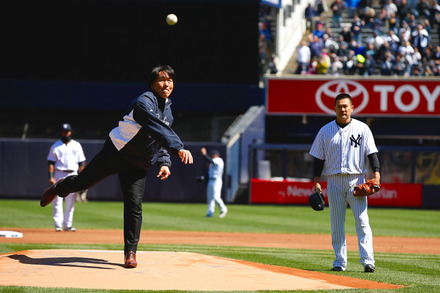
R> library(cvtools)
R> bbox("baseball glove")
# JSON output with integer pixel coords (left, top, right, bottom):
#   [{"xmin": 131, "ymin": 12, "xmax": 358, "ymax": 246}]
[
  {"xmin": 309, "ymin": 191, "xmax": 325, "ymax": 211},
  {"xmin": 353, "ymin": 179, "xmax": 381, "ymax": 197}
]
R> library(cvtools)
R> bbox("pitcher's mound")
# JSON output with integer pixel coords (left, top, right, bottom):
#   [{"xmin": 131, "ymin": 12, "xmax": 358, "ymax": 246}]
[{"xmin": 0, "ymin": 250, "xmax": 402, "ymax": 291}]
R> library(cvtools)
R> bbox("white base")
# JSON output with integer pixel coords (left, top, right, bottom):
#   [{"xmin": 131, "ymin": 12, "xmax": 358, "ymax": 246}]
[{"xmin": 0, "ymin": 231, "xmax": 23, "ymax": 238}]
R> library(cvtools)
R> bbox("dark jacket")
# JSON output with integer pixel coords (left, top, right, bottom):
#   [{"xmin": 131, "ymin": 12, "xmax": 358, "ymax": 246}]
[{"xmin": 108, "ymin": 90, "xmax": 184, "ymax": 169}]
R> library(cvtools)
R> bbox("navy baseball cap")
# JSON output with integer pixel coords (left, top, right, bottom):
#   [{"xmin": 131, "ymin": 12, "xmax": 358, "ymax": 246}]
[
  {"xmin": 210, "ymin": 150, "xmax": 220, "ymax": 156},
  {"xmin": 61, "ymin": 123, "xmax": 72, "ymax": 131}
]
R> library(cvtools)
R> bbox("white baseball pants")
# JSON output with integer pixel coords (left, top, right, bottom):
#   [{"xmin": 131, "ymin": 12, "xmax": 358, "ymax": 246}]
[
  {"xmin": 206, "ymin": 179, "xmax": 227, "ymax": 216},
  {"xmin": 53, "ymin": 170, "xmax": 77, "ymax": 229},
  {"xmin": 327, "ymin": 174, "xmax": 375, "ymax": 270}
]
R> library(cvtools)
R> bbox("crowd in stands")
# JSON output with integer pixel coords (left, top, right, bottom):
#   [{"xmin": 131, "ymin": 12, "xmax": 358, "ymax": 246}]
[
  {"xmin": 259, "ymin": 4, "xmax": 278, "ymax": 81},
  {"xmin": 297, "ymin": 0, "xmax": 440, "ymax": 76}
]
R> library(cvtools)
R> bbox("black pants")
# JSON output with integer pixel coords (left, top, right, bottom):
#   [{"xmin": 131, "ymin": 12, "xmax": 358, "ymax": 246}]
[{"xmin": 56, "ymin": 140, "xmax": 147, "ymax": 253}]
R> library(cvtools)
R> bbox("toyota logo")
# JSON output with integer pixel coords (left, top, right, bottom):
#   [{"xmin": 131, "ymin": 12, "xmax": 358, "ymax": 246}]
[{"xmin": 315, "ymin": 80, "xmax": 369, "ymax": 114}]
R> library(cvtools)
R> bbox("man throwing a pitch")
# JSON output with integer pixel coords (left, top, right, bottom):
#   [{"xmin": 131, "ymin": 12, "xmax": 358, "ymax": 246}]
[
  {"xmin": 309, "ymin": 93, "xmax": 380, "ymax": 273},
  {"xmin": 40, "ymin": 65, "xmax": 193, "ymax": 268}
]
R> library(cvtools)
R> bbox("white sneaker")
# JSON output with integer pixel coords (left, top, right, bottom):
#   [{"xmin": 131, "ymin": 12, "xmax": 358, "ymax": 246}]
[
  {"xmin": 55, "ymin": 227, "xmax": 62, "ymax": 232},
  {"xmin": 64, "ymin": 227, "xmax": 77, "ymax": 232},
  {"xmin": 219, "ymin": 211, "xmax": 227, "ymax": 218}
]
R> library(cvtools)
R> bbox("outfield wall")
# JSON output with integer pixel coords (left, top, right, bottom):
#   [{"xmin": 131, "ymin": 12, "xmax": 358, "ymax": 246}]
[{"xmin": 0, "ymin": 139, "xmax": 225, "ymax": 203}]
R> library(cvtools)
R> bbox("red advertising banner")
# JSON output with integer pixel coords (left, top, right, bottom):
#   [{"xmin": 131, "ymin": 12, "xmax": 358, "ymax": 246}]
[
  {"xmin": 250, "ymin": 179, "xmax": 422, "ymax": 207},
  {"xmin": 266, "ymin": 77, "xmax": 440, "ymax": 117}
]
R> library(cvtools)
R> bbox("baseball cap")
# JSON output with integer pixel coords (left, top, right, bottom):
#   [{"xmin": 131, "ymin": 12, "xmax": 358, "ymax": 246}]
[
  {"xmin": 210, "ymin": 150, "xmax": 220, "ymax": 156},
  {"xmin": 61, "ymin": 123, "xmax": 72, "ymax": 131}
]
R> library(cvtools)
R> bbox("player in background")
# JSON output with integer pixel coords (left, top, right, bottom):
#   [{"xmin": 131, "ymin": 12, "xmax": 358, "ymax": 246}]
[
  {"xmin": 41, "ymin": 65, "xmax": 193, "ymax": 268},
  {"xmin": 47, "ymin": 123, "xmax": 86, "ymax": 232},
  {"xmin": 201, "ymin": 147, "xmax": 227, "ymax": 218},
  {"xmin": 309, "ymin": 93, "xmax": 380, "ymax": 273}
]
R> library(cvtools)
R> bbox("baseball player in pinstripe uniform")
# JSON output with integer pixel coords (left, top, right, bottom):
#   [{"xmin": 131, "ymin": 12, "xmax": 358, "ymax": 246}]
[{"xmin": 309, "ymin": 93, "xmax": 380, "ymax": 273}]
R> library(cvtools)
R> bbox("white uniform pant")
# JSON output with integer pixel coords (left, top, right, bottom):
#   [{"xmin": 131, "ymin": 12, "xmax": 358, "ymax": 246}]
[
  {"xmin": 206, "ymin": 179, "xmax": 227, "ymax": 215},
  {"xmin": 53, "ymin": 170, "xmax": 77, "ymax": 229},
  {"xmin": 327, "ymin": 174, "xmax": 374, "ymax": 270}
]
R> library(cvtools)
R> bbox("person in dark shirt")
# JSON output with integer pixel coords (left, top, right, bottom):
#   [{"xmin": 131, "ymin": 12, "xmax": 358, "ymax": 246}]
[{"xmin": 40, "ymin": 65, "xmax": 193, "ymax": 269}]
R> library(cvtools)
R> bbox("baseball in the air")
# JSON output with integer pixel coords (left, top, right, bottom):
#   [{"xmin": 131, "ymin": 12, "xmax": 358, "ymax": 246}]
[{"xmin": 166, "ymin": 14, "xmax": 178, "ymax": 26}]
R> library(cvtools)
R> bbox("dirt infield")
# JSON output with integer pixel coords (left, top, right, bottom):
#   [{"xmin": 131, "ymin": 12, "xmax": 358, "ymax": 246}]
[
  {"xmin": 2, "ymin": 228, "xmax": 439, "ymax": 255},
  {"xmin": 1, "ymin": 228, "xmax": 437, "ymax": 290}
]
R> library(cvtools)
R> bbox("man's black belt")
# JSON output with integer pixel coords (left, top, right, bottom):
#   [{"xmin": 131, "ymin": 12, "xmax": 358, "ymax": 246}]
[{"xmin": 59, "ymin": 170, "xmax": 74, "ymax": 173}]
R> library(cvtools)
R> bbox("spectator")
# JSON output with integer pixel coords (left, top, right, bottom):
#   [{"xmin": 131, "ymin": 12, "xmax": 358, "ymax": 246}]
[
  {"xmin": 305, "ymin": 3, "xmax": 316, "ymax": 31},
  {"xmin": 411, "ymin": 23, "xmax": 430, "ymax": 56},
  {"xmin": 384, "ymin": 30, "xmax": 400, "ymax": 53},
  {"xmin": 310, "ymin": 34, "xmax": 324, "ymax": 58},
  {"xmin": 364, "ymin": 54, "xmax": 377, "ymax": 75},
  {"xmin": 408, "ymin": 0, "xmax": 418, "ymax": 17},
  {"xmin": 433, "ymin": 45, "xmax": 440, "ymax": 64},
  {"xmin": 384, "ymin": 0, "xmax": 398, "ymax": 20},
  {"xmin": 410, "ymin": 47, "xmax": 423, "ymax": 75},
  {"xmin": 336, "ymin": 38, "xmax": 350, "ymax": 59},
  {"xmin": 398, "ymin": 20, "xmax": 412, "ymax": 43},
  {"xmin": 331, "ymin": 0, "xmax": 346, "ymax": 28},
  {"xmin": 328, "ymin": 53, "xmax": 344, "ymax": 75},
  {"xmin": 259, "ymin": 20, "xmax": 274, "ymax": 58},
  {"xmin": 366, "ymin": 31, "xmax": 384, "ymax": 52},
  {"xmin": 362, "ymin": 6, "xmax": 377, "ymax": 29},
  {"xmin": 431, "ymin": 0, "xmax": 440, "ymax": 26},
  {"xmin": 351, "ymin": 15, "xmax": 364, "ymax": 44},
  {"xmin": 388, "ymin": 12, "xmax": 398, "ymax": 34},
  {"xmin": 380, "ymin": 50, "xmax": 395, "ymax": 75},
  {"xmin": 308, "ymin": 56, "xmax": 319, "ymax": 74},
  {"xmin": 258, "ymin": 33, "xmax": 268, "ymax": 81},
  {"xmin": 365, "ymin": 42, "xmax": 377, "ymax": 58},
  {"xmin": 336, "ymin": 34, "xmax": 349, "ymax": 49},
  {"xmin": 397, "ymin": 0, "xmax": 412, "ymax": 24},
  {"xmin": 346, "ymin": 0, "xmax": 360, "ymax": 18},
  {"xmin": 417, "ymin": 0, "xmax": 432, "ymax": 20},
  {"xmin": 341, "ymin": 25, "xmax": 353, "ymax": 43},
  {"xmin": 407, "ymin": 13, "xmax": 418, "ymax": 31},
  {"xmin": 315, "ymin": 0, "xmax": 327, "ymax": 16},
  {"xmin": 313, "ymin": 22, "xmax": 326, "ymax": 39},
  {"xmin": 353, "ymin": 40, "xmax": 367, "ymax": 56},
  {"xmin": 323, "ymin": 34, "xmax": 339, "ymax": 52},
  {"xmin": 423, "ymin": 19, "xmax": 432, "ymax": 42},
  {"xmin": 296, "ymin": 40, "xmax": 312, "ymax": 74},
  {"xmin": 344, "ymin": 50, "xmax": 357, "ymax": 74},
  {"xmin": 398, "ymin": 39, "xmax": 416, "ymax": 74},
  {"xmin": 392, "ymin": 54, "xmax": 408, "ymax": 75},
  {"xmin": 317, "ymin": 49, "xmax": 331, "ymax": 74}
]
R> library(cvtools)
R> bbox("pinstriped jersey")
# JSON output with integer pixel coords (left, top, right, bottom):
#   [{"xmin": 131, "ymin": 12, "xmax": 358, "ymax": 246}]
[{"xmin": 309, "ymin": 118, "xmax": 378, "ymax": 176}]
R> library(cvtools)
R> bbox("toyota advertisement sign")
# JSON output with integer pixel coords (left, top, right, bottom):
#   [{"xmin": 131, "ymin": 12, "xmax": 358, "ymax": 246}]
[{"xmin": 266, "ymin": 77, "xmax": 440, "ymax": 117}]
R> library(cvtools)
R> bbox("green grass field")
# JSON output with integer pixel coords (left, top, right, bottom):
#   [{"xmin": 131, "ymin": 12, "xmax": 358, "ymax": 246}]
[{"xmin": 1, "ymin": 199, "xmax": 439, "ymax": 293}]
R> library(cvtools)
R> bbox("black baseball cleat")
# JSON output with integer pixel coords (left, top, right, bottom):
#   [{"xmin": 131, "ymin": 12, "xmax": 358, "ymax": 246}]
[
  {"xmin": 364, "ymin": 264, "xmax": 375, "ymax": 273},
  {"xmin": 331, "ymin": 266, "xmax": 343, "ymax": 271},
  {"xmin": 40, "ymin": 179, "xmax": 64, "ymax": 207}
]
